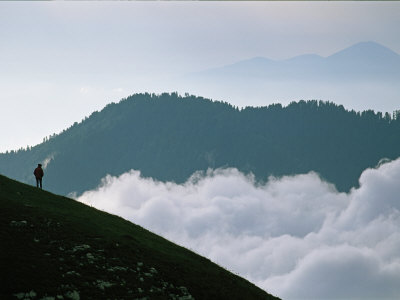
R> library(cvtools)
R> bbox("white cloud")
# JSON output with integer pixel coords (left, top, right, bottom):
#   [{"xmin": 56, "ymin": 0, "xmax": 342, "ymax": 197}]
[
  {"xmin": 42, "ymin": 153, "xmax": 55, "ymax": 169},
  {"xmin": 77, "ymin": 159, "xmax": 400, "ymax": 300}
]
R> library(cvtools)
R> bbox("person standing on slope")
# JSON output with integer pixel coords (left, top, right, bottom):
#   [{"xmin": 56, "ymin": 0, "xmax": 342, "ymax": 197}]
[{"xmin": 34, "ymin": 163, "xmax": 44, "ymax": 189}]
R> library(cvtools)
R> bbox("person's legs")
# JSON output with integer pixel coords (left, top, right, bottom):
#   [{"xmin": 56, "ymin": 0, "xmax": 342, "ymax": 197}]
[{"xmin": 36, "ymin": 177, "xmax": 42, "ymax": 189}]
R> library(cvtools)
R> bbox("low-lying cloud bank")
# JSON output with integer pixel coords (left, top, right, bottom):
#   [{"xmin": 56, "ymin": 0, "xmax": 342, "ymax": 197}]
[{"xmin": 77, "ymin": 159, "xmax": 400, "ymax": 300}]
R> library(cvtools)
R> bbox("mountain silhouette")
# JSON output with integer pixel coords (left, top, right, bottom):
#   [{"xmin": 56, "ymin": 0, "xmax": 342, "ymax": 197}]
[
  {"xmin": 192, "ymin": 41, "xmax": 400, "ymax": 82},
  {"xmin": 327, "ymin": 41, "xmax": 400, "ymax": 64},
  {"xmin": 1, "ymin": 93, "xmax": 400, "ymax": 197},
  {"xmin": 183, "ymin": 41, "xmax": 400, "ymax": 112}
]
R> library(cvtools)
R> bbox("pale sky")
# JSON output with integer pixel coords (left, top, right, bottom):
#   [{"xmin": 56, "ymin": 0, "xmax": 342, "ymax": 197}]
[{"xmin": 1, "ymin": 1, "xmax": 400, "ymax": 152}]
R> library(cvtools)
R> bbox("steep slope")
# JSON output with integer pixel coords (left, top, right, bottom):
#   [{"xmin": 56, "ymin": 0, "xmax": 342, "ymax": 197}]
[
  {"xmin": 1, "ymin": 93, "xmax": 400, "ymax": 197},
  {"xmin": 0, "ymin": 174, "xmax": 279, "ymax": 299}
]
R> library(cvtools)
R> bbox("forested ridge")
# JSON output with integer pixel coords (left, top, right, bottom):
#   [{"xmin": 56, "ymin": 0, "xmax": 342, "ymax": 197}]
[{"xmin": 1, "ymin": 92, "xmax": 400, "ymax": 196}]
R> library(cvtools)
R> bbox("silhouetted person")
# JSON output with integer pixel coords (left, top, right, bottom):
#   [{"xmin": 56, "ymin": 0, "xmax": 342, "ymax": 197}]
[{"xmin": 34, "ymin": 164, "xmax": 44, "ymax": 189}]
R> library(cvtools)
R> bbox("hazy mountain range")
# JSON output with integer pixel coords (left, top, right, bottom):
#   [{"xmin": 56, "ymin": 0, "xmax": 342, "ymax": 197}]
[
  {"xmin": 1, "ymin": 93, "xmax": 400, "ymax": 197},
  {"xmin": 183, "ymin": 41, "xmax": 400, "ymax": 112},
  {"xmin": 192, "ymin": 41, "xmax": 400, "ymax": 81}
]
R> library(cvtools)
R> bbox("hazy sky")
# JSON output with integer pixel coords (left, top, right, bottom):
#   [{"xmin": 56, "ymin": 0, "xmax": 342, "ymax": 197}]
[{"xmin": 1, "ymin": 1, "xmax": 400, "ymax": 152}]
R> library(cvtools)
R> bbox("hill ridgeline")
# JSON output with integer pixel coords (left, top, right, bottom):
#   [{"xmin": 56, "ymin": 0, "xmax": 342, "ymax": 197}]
[{"xmin": 1, "ymin": 92, "xmax": 400, "ymax": 196}]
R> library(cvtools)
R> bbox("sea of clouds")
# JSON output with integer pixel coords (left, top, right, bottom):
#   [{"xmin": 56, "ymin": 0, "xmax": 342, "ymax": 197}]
[{"xmin": 77, "ymin": 158, "xmax": 400, "ymax": 300}]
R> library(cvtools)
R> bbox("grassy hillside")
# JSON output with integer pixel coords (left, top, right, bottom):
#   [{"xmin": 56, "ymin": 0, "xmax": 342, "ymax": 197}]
[{"xmin": 0, "ymin": 174, "xmax": 279, "ymax": 300}]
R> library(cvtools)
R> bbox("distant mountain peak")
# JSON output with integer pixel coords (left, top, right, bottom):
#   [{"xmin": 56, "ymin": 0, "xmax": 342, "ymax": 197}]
[
  {"xmin": 328, "ymin": 41, "xmax": 399, "ymax": 60},
  {"xmin": 351, "ymin": 41, "xmax": 395, "ymax": 50}
]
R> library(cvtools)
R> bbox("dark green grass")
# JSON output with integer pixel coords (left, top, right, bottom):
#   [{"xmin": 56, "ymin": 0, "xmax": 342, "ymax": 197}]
[{"xmin": 0, "ymin": 174, "xmax": 280, "ymax": 300}]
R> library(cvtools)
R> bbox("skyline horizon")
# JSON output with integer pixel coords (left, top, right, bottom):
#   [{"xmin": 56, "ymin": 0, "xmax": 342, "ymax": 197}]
[
  {"xmin": 2, "ymin": 88, "xmax": 400, "ymax": 154},
  {"xmin": 192, "ymin": 40, "xmax": 399, "ymax": 68}
]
